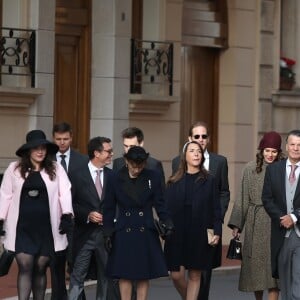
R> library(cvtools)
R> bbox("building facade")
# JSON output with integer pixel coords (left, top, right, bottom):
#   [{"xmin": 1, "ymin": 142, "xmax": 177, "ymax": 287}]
[{"xmin": 0, "ymin": 0, "xmax": 298, "ymax": 242}]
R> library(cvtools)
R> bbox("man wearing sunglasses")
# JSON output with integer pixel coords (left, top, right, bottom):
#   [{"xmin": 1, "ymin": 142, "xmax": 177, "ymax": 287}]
[{"xmin": 172, "ymin": 120, "xmax": 230, "ymax": 300}]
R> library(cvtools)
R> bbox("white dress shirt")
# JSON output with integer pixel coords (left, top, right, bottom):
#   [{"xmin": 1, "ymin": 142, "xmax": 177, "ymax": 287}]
[
  {"xmin": 56, "ymin": 148, "xmax": 71, "ymax": 170},
  {"xmin": 203, "ymin": 149, "xmax": 210, "ymax": 171},
  {"xmin": 88, "ymin": 161, "xmax": 104, "ymax": 186}
]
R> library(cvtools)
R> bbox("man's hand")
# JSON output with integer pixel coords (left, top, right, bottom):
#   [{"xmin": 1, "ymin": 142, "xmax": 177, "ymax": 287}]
[
  {"xmin": 280, "ymin": 215, "xmax": 294, "ymax": 229},
  {"xmin": 88, "ymin": 211, "xmax": 103, "ymax": 225}
]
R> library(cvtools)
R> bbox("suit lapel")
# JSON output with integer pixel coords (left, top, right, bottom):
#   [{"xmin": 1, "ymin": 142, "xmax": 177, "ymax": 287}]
[
  {"xmin": 80, "ymin": 166, "xmax": 100, "ymax": 201},
  {"xmin": 101, "ymin": 167, "xmax": 110, "ymax": 201},
  {"xmin": 68, "ymin": 150, "xmax": 75, "ymax": 174},
  {"xmin": 208, "ymin": 153, "xmax": 217, "ymax": 176},
  {"xmin": 68, "ymin": 149, "xmax": 80, "ymax": 174},
  {"xmin": 293, "ymin": 165, "xmax": 300, "ymax": 205},
  {"xmin": 278, "ymin": 160, "xmax": 287, "ymax": 207}
]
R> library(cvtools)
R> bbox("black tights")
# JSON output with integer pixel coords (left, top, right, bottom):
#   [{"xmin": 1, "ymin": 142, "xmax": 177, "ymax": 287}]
[{"xmin": 15, "ymin": 252, "xmax": 50, "ymax": 300}]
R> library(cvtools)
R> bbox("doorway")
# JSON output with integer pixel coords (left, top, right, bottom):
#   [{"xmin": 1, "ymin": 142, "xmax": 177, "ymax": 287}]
[
  {"xmin": 54, "ymin": 0, "xmax": 91, "ymax": 153},
  {"xmin": 180, "ymin": 46, "xmax": 219, "ymax": 152}
]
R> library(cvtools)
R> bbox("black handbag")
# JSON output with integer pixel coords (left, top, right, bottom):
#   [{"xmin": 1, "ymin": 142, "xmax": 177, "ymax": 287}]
[
  {"xmin": 0, "ymin": 245, "xmax": 14, "ymax": 276},
  {"xmin": 226, "ymin": 237, "xmax": 242, "ymax": 260}
]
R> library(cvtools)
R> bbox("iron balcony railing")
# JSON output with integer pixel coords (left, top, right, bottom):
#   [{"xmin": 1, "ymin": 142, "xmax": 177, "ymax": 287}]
[
  {"xmin": 0, "ymin": 27, "xmax": 36, "ymax": 87},
  {"xmin": 130, "ymin": 38, "xmax": 173, "ymax": 96}
]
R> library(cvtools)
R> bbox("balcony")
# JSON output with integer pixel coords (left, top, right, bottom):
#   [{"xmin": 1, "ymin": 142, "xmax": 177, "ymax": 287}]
[
  {"xmin": 130, "ymin": 38, "xmax": 178, "ymax": 114},
  {"xmin": 0, "ymin": 27, "xmax": 43, "ymax": 109},
  {"xmin": 0, "ymin": 27, "xmax": 36, "ymax": 88}
]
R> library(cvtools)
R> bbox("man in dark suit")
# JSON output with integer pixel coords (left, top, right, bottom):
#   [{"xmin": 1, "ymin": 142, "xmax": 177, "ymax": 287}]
[
  {"xmin": 68, "ymin": 136, "xmax": 113, "ymax": 300},
  {"xmin": 172, "ymin": 121, "xmax": 230, "ymax": 300},
  {"xmin": 262, "ymin": 129, "xmax": 300, "ymax": 299},
  {"xmin": 50, "ymin": 122, "xmax": 88, "ymax": 300},
  {"xmin": 113, "ymin": 127, "xmax": 165, "ymax": 187},
  {"xmin": 53, "ymin": 122, "xmax": 88, "ymax": 174}
]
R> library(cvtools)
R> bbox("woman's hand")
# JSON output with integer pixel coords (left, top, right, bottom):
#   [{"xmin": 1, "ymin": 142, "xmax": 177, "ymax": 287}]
[
  {"xmin": 209, "ymin": 235, "xmax": 220, "ymax": 246},
  {"xmin": 232, "ymin": 227, "xmax": 240, "ymax": 238}
]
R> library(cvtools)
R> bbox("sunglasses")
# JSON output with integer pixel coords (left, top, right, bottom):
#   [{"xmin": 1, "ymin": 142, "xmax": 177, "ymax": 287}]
[{"xmin": 193, "ymin": 134, "xmax": 208, "ymax": 140}]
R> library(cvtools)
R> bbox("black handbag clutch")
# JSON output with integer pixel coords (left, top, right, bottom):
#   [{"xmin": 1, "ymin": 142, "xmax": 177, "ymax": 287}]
[
  {"xmin": 0, "ymin": 245, "xmax": 14, "ymax": 276},
  {"xmin": 226, "ymin": 237, "xmax": 242, "ymax": 260}
]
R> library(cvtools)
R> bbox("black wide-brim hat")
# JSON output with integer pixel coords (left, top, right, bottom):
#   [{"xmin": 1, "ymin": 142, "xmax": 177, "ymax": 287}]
[
  {"xmin": 124, "ymin": 146, "xmax": 149, "ymax": 164},
  {"xmin": 16, "ymin": 129, "xmax": 59, "ymax": 157}
]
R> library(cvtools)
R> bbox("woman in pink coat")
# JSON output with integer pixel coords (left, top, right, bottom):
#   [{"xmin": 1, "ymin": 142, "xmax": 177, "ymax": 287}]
[{"xmin": 0, "ymin": 130, "xmax": 73, "ymax": 300}]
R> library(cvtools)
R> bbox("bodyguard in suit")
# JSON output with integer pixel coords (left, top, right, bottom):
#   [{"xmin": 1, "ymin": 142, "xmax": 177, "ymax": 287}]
[
  {"xmin": 172, "ymin": 121, "xmax": 230, "ymax": 300},
  {"xmin": 262, "ymin": 129, "xmax": 300, "ymax": 300},
  {"xmin": 50, "ymin": 122, "xmax": 89, "ymax": 300},
  {"xmin": 113, "ymin": 127, "xmax": 165, "ymax": 188},
  {"xmin": 53, "ymin": 122, "xmax": 88, "ymax": 174},
  {"xmin": 68, "ymin": 136, "xmax": 113, "ymax": 300}
]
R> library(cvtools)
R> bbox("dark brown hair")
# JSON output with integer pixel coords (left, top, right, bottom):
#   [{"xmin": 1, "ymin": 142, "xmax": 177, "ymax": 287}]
[
  {"xmin": 167, "ymin": 141, "xmax": 208, "ymax": 184},
  {"xmin": 52, "ymin": 122, "xmax": 73, "ymax": 136},
  {"xmin": 188, "ymin": 121, "xmax": 210, "ymax": 138},
  {"xmin": 16, "ymin": 149, "xmax": 56, "ymax": 180},
  {"xmin": 255, "ymin": 149, "xmax": 285, "ymax": 173},
  {"xmin": 87, "ymin": 136, "xmax": 111, "ymax": 159},
  {"xmin": 121, "ymin": 127, "xmax": 144, "ymax": 143}
]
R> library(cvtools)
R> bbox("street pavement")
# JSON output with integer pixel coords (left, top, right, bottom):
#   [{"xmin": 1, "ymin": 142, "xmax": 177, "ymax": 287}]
[
  {"xmin": 2, "ymin": 246, "xmax": 275, "ymax": 299},
  {"xmin": 81, "ymin": 268, "xmax": 271, "ymax": 300},
  {"xmin": 3, "ymin": 267, "xmax": 275, "ymax": 300}
]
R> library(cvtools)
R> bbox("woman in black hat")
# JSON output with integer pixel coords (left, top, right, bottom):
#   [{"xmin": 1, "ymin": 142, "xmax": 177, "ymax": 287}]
[
  {"xmin": 0, "ymin": 130, "xmax": 73, "ymax": 300},
  {"xmin": 103, "ymin": 146, "xmax": 173, "ymax": 300}
]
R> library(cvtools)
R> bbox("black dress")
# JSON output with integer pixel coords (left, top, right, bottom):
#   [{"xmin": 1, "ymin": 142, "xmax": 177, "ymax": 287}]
[
  {"xmin": 164, "ymin": 172, "xmax": 220, "ymax": 271},
  {"xmin": 15, "ymin": 171, "xmax": 54, "ymax": 256},
  {"xmin": 183, "ymin": 173, "xmax": 199, "ymax": 268},
  {"xmin": 172, "ymin": 173, "xmax": 202, "ymax": 269}
]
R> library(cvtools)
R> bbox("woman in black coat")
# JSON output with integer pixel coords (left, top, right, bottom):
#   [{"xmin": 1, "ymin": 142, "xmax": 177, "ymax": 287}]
[
  {"xmin": 164, "ymin": 141, "xmax": 222, "ymax": 300},
  {"xmin": 103, "ymin": 146, "xmax": 173, "ymax": 300}
]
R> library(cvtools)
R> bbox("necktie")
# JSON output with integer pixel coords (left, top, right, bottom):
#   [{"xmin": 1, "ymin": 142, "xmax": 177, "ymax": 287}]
[
  {"xmin": 60, "ymin": 154, "xmax": 67, "ymax": 172},
  {"xmin": 289, "ymin": 164, "xmax": 298, "ymax": 185},
  {"xmin": 95, "ymin": 170, "xmax": 103, "ymax": 199}
]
